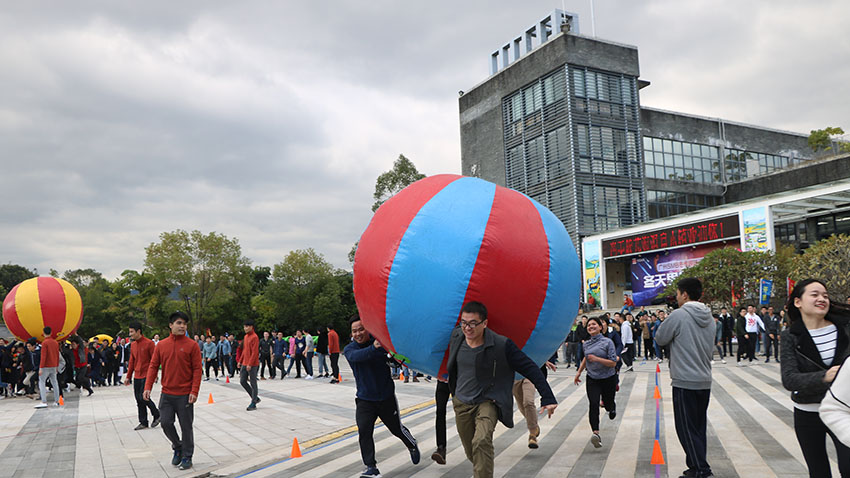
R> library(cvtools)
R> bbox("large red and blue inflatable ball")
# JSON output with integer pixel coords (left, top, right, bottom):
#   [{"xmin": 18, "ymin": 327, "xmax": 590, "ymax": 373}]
[
  {"xmin": 2, "ymin": 277, "xmax": 84, "ymax": 343},
  {"xmin": 353, "ymin": 174, "xmax": 580, "ymax": 378}
]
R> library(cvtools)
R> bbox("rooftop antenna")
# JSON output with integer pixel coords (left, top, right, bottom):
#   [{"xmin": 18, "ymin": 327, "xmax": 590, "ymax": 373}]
[{"xmin": 589, "ymin": 0, "xmax": 596, "ymax": 36}]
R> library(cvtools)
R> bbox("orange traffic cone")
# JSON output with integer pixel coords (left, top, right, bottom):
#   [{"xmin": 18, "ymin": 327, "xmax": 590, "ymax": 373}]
[
  {"xmin": 338, "ymin": 374, "xmax": 342, "ymax": 382},
  {"xmin": 398, "ymin": 372, "xmax": 404, "ymax": 381},
  {"xmin": 226, "ymin": 375, "xmax": 230, "ymax": 383},
  {"xmin": 650, "ymin": 439, "xmax": 665, "ymax": 465},
  {"xmin": 656, "ymin": 363, "xmax": 661, "ymax": 373},
  {"xmin": 59, "ymin": 396, "xmax": 65, "ymax": 406},
  {"xmin": 654, "ymin": 386, "xmax": 661, "ymax": 400},
  {"xmin": 207, "ymin": 393, "xmax": 214, "ymax": 404},
  {"xmin": 290, "ymin": 437, "xmax": 302, "ymax": 458}
]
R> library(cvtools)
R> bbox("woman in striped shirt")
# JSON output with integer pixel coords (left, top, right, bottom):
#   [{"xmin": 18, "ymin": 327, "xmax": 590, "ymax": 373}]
[{"xmin": 781, "ymin": 278, "xmax": 850, "ymax": 478}]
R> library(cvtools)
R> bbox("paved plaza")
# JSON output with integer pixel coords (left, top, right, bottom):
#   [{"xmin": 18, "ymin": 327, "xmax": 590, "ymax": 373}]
[{"xmin": 0, "ymin": 358, "xmax": 841, "ymax": 478}]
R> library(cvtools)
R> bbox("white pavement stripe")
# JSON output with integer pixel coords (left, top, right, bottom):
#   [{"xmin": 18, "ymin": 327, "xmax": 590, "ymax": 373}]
[
  {"xmin": 600, "ymin": 372, "xmax": 648, "ymax": 478},
  {"xmin": 707, "ymin": 387, "xmax": 777, "ymax": 478},
  {"xmin": 660, "ymin": 374, "xmax": 685, "ymax": 475}
]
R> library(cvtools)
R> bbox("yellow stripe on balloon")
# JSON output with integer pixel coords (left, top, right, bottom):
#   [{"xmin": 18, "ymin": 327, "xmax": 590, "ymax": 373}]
[
  {"xmin": 15, "ymin": 278, "xmax": 45, "ymax": 341},
  {"xmin": 58, "ymin": 278, "xmax": 83, "ymax": 340}
]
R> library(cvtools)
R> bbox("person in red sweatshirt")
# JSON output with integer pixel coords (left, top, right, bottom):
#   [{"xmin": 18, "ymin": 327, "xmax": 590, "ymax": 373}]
[
  {"xmin": 328, "ymin": 324, "xmax": 341, "ymax": 384},
  {"xmin": 124, "ymin": 321, "xmax": 161, "ymax": 430},
  {"xmin": 240, "ymin": 320, "xmax": 260, "ymax": 410},
  {"xmin": 143, "ymin": 311, "xmax": 202, "ymax": 471},
  {"xmin": 35, "ymin": 326, "xmax": 60, "ymax": 409}
]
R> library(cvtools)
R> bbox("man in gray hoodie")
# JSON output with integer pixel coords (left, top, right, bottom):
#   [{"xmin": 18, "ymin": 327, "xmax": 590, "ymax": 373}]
[{"xmin": 655, "ymin": 277, "xmax": 715, "ymax": 478}]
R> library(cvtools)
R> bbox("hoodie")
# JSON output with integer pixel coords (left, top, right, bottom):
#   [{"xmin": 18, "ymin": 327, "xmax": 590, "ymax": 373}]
[{"xmin": 655, "ymin": 301, "xmax": 715, "ymax": 390}]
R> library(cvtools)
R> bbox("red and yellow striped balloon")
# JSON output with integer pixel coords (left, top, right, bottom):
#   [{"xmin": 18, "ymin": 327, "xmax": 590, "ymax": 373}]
[{"xmin": 2, "ymin": 277, "xmax": 84, "ymax": 343}]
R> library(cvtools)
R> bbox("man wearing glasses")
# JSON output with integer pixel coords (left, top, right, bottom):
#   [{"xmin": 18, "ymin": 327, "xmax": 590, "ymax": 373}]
[{"xmin": 447, "ymin": 301, "xmax": 558, "ymax": 478}]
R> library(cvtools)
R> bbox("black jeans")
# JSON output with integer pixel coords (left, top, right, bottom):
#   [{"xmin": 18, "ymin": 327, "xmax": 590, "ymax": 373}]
[
  {"xmin": 330, "ymin": 353, "xmax": 340, "ymax": 379},
  {"xmin": 722, "ymin": 335, "xmax": 734, "ymax": 357},
  {"xmin": 794, "ymin": 408, "xmax": 850, "ymax": 478},
  {"xmin": 204, "ymin": 358, "xmax": 219, "ymax": 378},
  {"xmin": 74, "ymin": 366, "xmax": 92, "ymax": 393},
  {"xmin": 355, "ymin": 397, "xmax": 417, "ymax": 467},
  {"xmin": 622, "ymin": 343, "xmax": 634, "ymax": 367},
  {"xmin": 644, "ymin": 338, "xmax": 654, "ymax": 359},
  {"xmin": 672, "ymin": 387, "xmax": 712, "ymax": 478},
  {"xmin": 765, "ymin": 335, "xmax": 780, "ymax": 361},
  {"xmin": 747, "ymin": 334, "xmax": 757, "ymax": 361},
  {"xmin": 435, "ymin": 381, "xmax": 450, "ymax": 448},
  {"xmin": 273, "ymin": 355, "xmax": 286, "ymax": 376},
  {"xmin": 133, "ymin": 378, "xmax": 160, "ymax": 426},
  {"xmin": 260, "ymin": 354, "xmax": 273, "ymax": 378},
  {"xmin": 159, "ymin": 393, "xmax": 194, "ymax": 458},
  {"xmin": 240, "ymin": 365, "xmax": 258, "ymax": 402},
  {"xmin": 586, "ymin": 375, "xmax": 617, "ymax": 431}
]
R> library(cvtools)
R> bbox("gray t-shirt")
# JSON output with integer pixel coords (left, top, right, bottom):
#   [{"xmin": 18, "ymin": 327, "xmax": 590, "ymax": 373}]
[{"xmin": 455, "ymin": 340, "xmax": 483, "ymax": 404}]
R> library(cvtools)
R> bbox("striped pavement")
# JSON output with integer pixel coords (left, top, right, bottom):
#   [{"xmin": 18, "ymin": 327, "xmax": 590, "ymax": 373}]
[{"xmin": 234, "ymin": 360, "xmax": 841, "ymax": 478}]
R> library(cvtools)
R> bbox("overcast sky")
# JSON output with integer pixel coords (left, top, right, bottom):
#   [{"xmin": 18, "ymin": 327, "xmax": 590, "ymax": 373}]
[{"xmin": 1, "ymin": 1, "xmax": 848, "ymax": 280}]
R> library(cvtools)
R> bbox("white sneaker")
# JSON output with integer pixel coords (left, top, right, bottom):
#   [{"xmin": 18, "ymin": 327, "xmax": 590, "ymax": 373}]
[
  {"xmin": 34, "ymin": 402, "xmax": 48, "ymax": 409},
  {"xmin": 305, "ymin": 375, "xmax": 314, "ymax": 380},
  {"xmin": 721, "ymin": 359, "xmax": 727, "ymax": 364},
  {"xmin": 591, "ymin": 433, "xmax": 602, "ymax": 448}
]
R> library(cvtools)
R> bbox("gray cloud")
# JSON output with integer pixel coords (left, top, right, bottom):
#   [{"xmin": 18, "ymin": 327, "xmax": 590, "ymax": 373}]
[{"xmin": 1, "ymin": 1, "xmax": 848, "ymax": 279}]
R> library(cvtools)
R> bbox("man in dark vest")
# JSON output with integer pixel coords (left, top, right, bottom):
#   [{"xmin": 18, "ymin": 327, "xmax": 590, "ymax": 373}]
[{"xmin": 447, "ymin": 301, "xmax": 557, "ymax": 478}]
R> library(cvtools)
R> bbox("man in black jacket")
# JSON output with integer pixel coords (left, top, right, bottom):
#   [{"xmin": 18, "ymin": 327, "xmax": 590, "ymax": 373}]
[
  {"xmin": 764, "ymin": 306, "xmax": 781, "ymax": 363},
  {"xmin": 447, "ymin": 301, "xmax": 557, "ymax": 478},
  {"xmin": 258, "ymin": 332, "xmax": 274, "ymax": 380},
  {"xmin": 718, "ymin": 307, "xmax": 735, "ymax": 358}
]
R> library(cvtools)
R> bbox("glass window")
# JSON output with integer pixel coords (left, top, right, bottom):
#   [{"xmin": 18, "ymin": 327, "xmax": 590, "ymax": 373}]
[
  {"xmin": 572, "ymin": 69, "xmax": 585, "ymax": 97},
  {"xmin": 662, "ymin": 139, "xmax": 673, "ymax": 152}
]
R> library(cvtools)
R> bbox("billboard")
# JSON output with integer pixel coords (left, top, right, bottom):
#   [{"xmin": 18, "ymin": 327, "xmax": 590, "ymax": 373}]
[
  {"xmin": 742, "ymin": 206, "xmax": 769, "ymax": 252},
  {"xmin": 630, "ymin": 242, "xmax": 724, "ymax": 306},
  {"xmin": 583, "ymin": 240, "xmax": 601, "ymax": 308}
]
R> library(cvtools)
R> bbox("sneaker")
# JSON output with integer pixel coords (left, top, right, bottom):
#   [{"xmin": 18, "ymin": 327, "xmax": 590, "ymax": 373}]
[
  {"xmin": 305, "ymin": 375, "xmax": 314, "ymax": 380},
  {"xmin": 247, "ymin": 402, "xmax": 257, "ymax": 411},
  {"xmin": 424, "ymin": 376, "xmax": 432, "ymax": 382},
  {"xmin": 260, "ymin": 377, "xmax": 266, "ymax": 380},
  {"xmin": 765, "ymin": 359, "xmax": 770, "ymax": 363},
  {"xmin": 721, "ymin": 359, "xmax": 727, "ymax": 364},
  {"xmin": 215, "ymin": 377, "xmax": 220, "ymax": 381},
  {"xmin": 171, "ymin": 450, "xmax": 182, "ymax": 466},
  {"xmin": 151, "ymin": 417, "xmax": 160, "ymax": 428},
  {"xmin": 626, "ymin": 366, "xmax": 634, "ymax": 372},
  {"xmin": 528, "ymin": 434, "xmax": 539, "ymax": 449},
  {"xmin": 255, "ymin": 396, "xmax": 261, "ymax": 403},
  {"xmin": 329, "ymin": 379, "xmax": 339, "ymax": 384},
  {"xmin": 430, "ymin": 446, "xmax": 446, "ymax": 465},
  {"xmin": 134, "ymin": 423, "xmax": 148, "ymax": 430},
  {"xmin": 609, "ymin": 410, "xmax": 617, "ymax": 420},
  {"xmin": 412, "ymin": 377, "xmax": 420, "ymax": 382},
  {"xmin": 34, "ymin": 402, "xmax": 48, "ymax": 409},
  {"xmin": 360, "ymin": 467, "xmax": 382, "ymax": 478},
  {"xmin": 591, "ymin": 433, "xmax": 602, "ymax": 448},
  {"xmin": 404, "ymin": 378, "xmax": 409, "ymax": 383},
  {"xmin": 203, "ymin": 377, "xmax": 210, "ymax": 381},
  {"xmin": 178, "ymin": 457, "xmax": 192, "ymax": 470},
  {"xmin": 409, "ymin": 443, "xmax": 420, "ymax": 464}
]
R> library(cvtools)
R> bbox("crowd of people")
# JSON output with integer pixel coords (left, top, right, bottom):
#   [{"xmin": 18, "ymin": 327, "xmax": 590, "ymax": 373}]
[{"xmin": 2, "ymin": 281, "xmax": 849, "ymax": 478}]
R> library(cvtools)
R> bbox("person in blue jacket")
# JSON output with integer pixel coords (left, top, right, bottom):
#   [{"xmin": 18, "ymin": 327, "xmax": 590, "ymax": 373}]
[{"xmin": 344, "ymin": 314, "xmax": 420, "ymax": 478}]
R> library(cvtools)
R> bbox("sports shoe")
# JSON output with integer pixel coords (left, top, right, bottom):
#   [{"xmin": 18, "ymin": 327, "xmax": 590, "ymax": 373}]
[
  {"xmin": 171, "ymin": 450, "xmax": 182, "ymax": 466},
  {"xmin": 330, "ymin": 378, "xmax": 339, "ymax": 384},
  {"xmin": 431, "ymin": 446, "xmax": 446, "ymax": 465},
  {"xmin": 305, "ymin": 375, "xmax": 314, "ymax": 380},
  {"xmin": 626, "ymin": 366, "xmax": 634, "ymax": 372},
  {"xmin": 34, "ymin": 402, "xmax": 48, "ymax": 409},
  {"xmin": 721, "ymin": 359, "xmax": 727, "ymax": 364},
  {"xmin": 360, "ymin": 466, "xmax": 382, "ymax": 477},
  {"xmin": 528, "ymin": 433, "xmax": 539, "ymax": 449},
  {"xmin": 409, "ymin": 443, "xmax": 420, "ymax": 464},
  {"xmin": 247, "ymin": 402, "xmax": 257, "ymax": 411},
  {"xmin": 609, "ymin": 410, "xmax": 617, "ymax": 420},
  {"xmin": 591, "ymin": 432, "xmax": 602, "ymax": 448},
  {"xmin": 412, "ymin": 377, "xmax": 420, "ymax": 382},
  {"xmin": 134, "ymin": 423, "xmax": 148, "ymax": 430},
  {"xmin": 178, "ymin": 457, "xmax": 192, "ymax": 470},
  {"xmin": 256, "ymin": 396, "xmax": 261, "ymax": 403}
]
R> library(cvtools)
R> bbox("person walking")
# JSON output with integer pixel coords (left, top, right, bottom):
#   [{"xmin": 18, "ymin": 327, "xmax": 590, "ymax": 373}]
[
  {"xmin": 744, "ymin": 305, "xmax": 764, "ymax": 363},
  {"xmin": 259, "ymin": 331, "xmax": 274, "ymax": 380},
  {"xmin": 655, "ymin": 278, "xmax": 715, "ymax": 478},
  {"xmin": 228, "ymin": 335, "xmax": 238, "ymax": 378},
  {"xmin": 619, "ymin": 313, "xmax": 635, "ymax": 372},
  {"xmin": 202, "ymin": 337, "xmax": 219, "ymax": 381},
  {"xmin": 328, "ymin": 325, "xmax": 341, "ymax": 383},
  {"xmin": 514, "ymin": 356, "xmax": 558, "ymax": 449},
  {"xmin": 304, "ymin": 331, "xmax": 315, "ymax": 379},
  {"xmin": 35, "ymin": 327, "xmax": 60, "ymax": 409},
  {"xmin": 316, "ymin": 328, "xmax": 329, "ymax": 378},
  {"xmin": 719, "ymin": 307, "xmax": 735, "ymax": 359},
  {"xmin": 143, "ymin": 312, "xmax": 202, "ymax": 470},
  {"xmin": 273, "ymin": 332, "xmax": 288, "ymax": 379},
  {"xmin": 218, "ymin": 334, "xmax": 232, "ymax": 378},
  {"xmin": 780, "ymin": 279, "xmax": 850, "ymax": 477},
  {"xmin": 344, "ymin": 314, "xmax": 420, "ymax": 478},
  {"xmin": 447, "ymin": 301, "xmax": 557, "ymax": 478},
  {"xmin": 735, "ymin": 307, "xmax": 748, "ymax": 366},
  {"xmin": 574, "ymin": 316, "xmax": 619, "ymax": 449},
  {"xmin": 764, "ymin": 306, "xmax": 781, "ymax": 363},
  {"xmin": 712, "ymin": 315, "xmax": 726, "ymax": 364},
  {"xmin": 641, "ymin": 314, "xmax": 654, "ymax": 360},
  {"xmin": 240, "ymin": 320, "xmax": 260, "ymax": 410},
  {"xmin": 431, "ymin": 377, "xmax": 451, "ymax": 465},
  {"xmin": 124, "ymin": 322, "xmax": 160, "ymax": 430}
]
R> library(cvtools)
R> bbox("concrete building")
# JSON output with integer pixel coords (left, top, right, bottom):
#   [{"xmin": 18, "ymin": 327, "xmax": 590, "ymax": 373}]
[{"xmin": 458, "ymin": 10, "xmax": 849, "ymax": 307}]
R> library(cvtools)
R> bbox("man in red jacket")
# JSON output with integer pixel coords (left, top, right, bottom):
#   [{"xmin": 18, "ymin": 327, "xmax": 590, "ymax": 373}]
[
  {"xmin": 328, "ymin": 325, "xmax": 341, "ymax": 384},
  {"xmin": 240, "ymin": 320, "xmax": 260, "ymax": 410},
  {"xmin": 143, "ymin": 311, "xmax": 202, "ymax": 470},
  {"xmin": 35, "ymin": 326, "xmax": 60, "ymax": 409},
  {"xmin": 124, "ymin": 321, "xmax": 161, "ymax": 430}
]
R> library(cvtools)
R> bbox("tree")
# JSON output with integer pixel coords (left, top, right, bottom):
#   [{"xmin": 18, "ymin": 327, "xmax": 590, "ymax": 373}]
[
  {"xmin": 144, "ymin": 230, "xmax": 251, "ymax": 334},
  {"xmin": 808, "ymin": 126, "xmax": 850, "ymax": 153},
  {"xmin": 107, "ymin": 269, "xmax": 172, "ymax": 335},
  {"xmin": 0, "ymin": 263, "xmax": 37, "ymax": 299},
  {"xmin": 792, "ymin": 234, "xmax": 850, "ymax": 301},
  {"xmin": 266, "ymin": 248, "xmax": 336, "ymax": 332},
  {"xmin": 372, "ymin": 154, "xmax": 426, "ymax": 212},
  {"xmin": 62, "ymin": 268, "xmax": 119, "ymax": 339}
]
